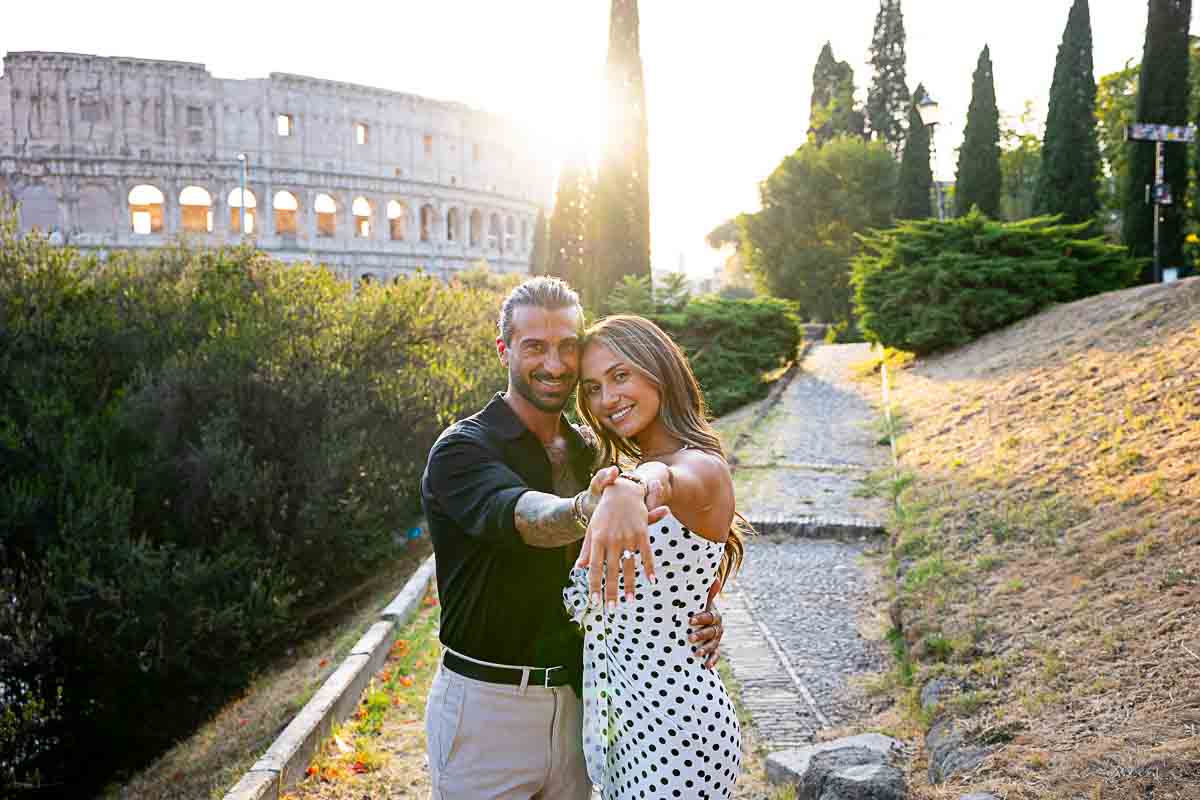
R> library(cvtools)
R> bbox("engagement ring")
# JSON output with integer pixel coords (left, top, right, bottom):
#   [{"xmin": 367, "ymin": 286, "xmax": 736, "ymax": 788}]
[{"xmin": 621, "ymin": 549, "xmax": 637, "ymax": 561}]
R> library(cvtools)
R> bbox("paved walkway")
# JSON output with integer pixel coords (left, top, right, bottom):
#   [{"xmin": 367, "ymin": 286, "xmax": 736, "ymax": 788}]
[{"xmin": 721, "ymin": 343, "xmax": 890, "ymax": 751}]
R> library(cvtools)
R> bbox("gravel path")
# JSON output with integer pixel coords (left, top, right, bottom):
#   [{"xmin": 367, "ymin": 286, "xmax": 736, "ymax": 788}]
[{"xmin": 722, "ymin": 343, "xmax": 889, "ymax": 753}]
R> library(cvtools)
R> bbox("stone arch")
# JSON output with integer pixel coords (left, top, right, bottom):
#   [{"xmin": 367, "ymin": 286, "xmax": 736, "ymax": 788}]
[
  {"xmin": 227, "ymin": 187, "xmax": 257, "ymax": 234},
  {"xmin": 17, "ymin": 185, "xmax": 58, "ymax": 235},
  {"xmin": 488, "ymin": 212, "xmax": 502, "ymax": 251},
  {"xmin": 446, "ymin": 206, "xmax": 461, "ymax": 243},
  {"xmin": 468, "ymin": 208, "xmax": 482, "ymax": 247},
  {"xmin": 387, "ymin": 200, "xmax": 407, "ymax": 241},
  {"xmin": 505, "ymin": 215, "xmax": 516, "ymax": 253},
  {"xmin": 315, "ymin": 193, "xmax": 338, "ymax": 237},
  {"xmin": 352, "ymin": 196, "xmax": 372, "ymax": 238},
  {"xmin": 129, "ymin": 184, "xmax": 165, "ymax": 235},
  {"xmin": 179, "ymin": 186, "xmax": 213, "ymax": 234},
  {"xmin": 522, "ymin": 217, "xmax": 530, "ymax": 252},
  {"xmin": 75, "ymin": 185, "xmax": 114, "ymax": 234},
  {"xmin": 273, "ymin": 190, "xmax": 299, "ymax": 236},
  {"xmin": 419, "ymin": 203, "xmax": 436, "ymax": 242}
]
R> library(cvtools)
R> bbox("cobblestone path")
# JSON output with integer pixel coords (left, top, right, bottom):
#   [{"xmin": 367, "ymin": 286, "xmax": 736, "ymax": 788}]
[{"xmin": 721, "ymin": 343, "xmax": 890, "ymax": 752}]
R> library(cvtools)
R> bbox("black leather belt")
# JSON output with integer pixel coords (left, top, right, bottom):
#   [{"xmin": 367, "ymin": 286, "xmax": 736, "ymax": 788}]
[{"xmin": 443, "ymin": 650, "xmax": 571, "ymax": 688}]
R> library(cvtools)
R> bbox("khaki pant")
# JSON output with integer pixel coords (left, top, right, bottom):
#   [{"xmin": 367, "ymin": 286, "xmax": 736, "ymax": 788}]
[{"xmin": 424, "ymin": 661, "xmax": 592, "ymax": 799}]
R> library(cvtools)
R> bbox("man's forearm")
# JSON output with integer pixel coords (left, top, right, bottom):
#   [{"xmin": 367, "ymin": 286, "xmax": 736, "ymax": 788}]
[{"xmin": 514, "ymin": 490, "xmax": 584, "ymax": 548}]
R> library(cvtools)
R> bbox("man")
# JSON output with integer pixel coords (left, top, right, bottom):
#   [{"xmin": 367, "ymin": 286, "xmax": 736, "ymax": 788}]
[{"xmin": 420, "ymin": 277, "xmax": 725, "ymax": 799}]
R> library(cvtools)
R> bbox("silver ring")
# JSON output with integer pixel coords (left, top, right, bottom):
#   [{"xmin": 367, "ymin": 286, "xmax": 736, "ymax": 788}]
[{"xmin": 620, "ymin": 549, "xmax": 637, "ymax": 561}]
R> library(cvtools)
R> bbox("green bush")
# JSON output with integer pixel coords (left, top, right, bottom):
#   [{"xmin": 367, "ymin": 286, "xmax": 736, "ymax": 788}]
[
  {"xmin": 0, "ymin": 206, "xmax": 504, "ymax": 791},
  {"xmin": 648, "ymin": 295, "xmax": 801, "ymax": 417},
  {"xmin": 851, "ymin": 210, "xmax": 1143, "ymax": 354}
]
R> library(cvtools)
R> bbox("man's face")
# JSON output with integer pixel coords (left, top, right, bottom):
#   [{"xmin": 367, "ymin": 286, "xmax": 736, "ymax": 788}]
[{"xmin": 497, "ymin": 305, "xmax": 582, "ymax": 414}]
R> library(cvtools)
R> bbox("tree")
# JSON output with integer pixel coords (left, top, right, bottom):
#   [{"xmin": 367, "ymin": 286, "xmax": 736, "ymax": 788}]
[
  {"xmin": 809, "ymin": 43, "xmax": 866, "ymax": 145},
  {"xmin": 1123, "ymin": 0, "xmax": 1192, "ymax": 281},
  {"xmin": 955, "ymin": 45, "xmax": 1003, "ymax": 217},
  {"xmin": 1096, "ymin": 61, "xmax": 1141, "ymax": 224},
  {"xmin": 739, "ymin": 136, "xmax": 897, "ymax": 324},
  {"xmin": 1034, "ymin": 0, "xmax": 1101, "ymax": 224},
  {"xmin": 530, "ymin": 208, "xmax": 549, "ymax": 275},
  {"xmin": 592, "ymin": 0, "xmax": 652, "ymax": 309},
  {"xmin": 866, "ymin": 0, "xmax": 911, "ymax": 155},
  {"xmin": 547, "ymin": 154, "xmax": 593, "ymax": 291},
  {"xmin": 1000, "ymin": 102, "xmax": 1044, "ymax": 221},
  {"xmin": 895, "ymin": 83, "xmax": 933, "ymax": 219}
]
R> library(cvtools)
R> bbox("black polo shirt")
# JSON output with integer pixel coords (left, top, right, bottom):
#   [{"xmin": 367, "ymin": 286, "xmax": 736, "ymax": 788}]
[{"xmin": 420, "ymin": 394, "xmax": 595, "ymax": 677}]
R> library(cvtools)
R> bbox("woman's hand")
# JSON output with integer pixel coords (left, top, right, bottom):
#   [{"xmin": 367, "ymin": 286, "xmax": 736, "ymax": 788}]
[{"xmin": 576, "ymin": 476, "xmax": 668, "ymax": 609}]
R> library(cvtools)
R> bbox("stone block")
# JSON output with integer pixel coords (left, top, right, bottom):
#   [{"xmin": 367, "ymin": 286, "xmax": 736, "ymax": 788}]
[
  {"xmin": 352, "ymin": 619, "xmax": 397, "ymax": 679},
  {"xmin": 381, "ymin": 554, "xmax": 436, "ymax": 626},
  {"xmin": 766, "ymin": 733, "xmax": 903, "ymax": 785},
  {"xmin": 222, "ymin": 770, "xmax": 277, "ymax": 800}
]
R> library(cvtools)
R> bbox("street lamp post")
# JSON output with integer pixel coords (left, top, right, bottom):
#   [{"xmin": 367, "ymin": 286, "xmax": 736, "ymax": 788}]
[
  {"xmin": 236, "ymin": 152, "xmax": 247, "ymax": 236},
  {"xmin": 917, "ymin": 93, "xmax": 945, "ymax": 221}
]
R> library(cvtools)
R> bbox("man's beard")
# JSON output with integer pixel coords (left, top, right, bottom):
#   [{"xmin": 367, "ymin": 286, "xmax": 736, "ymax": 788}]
[{"xmin": 510, "ymin": 366, "xmax": 576, "ymax": 413}]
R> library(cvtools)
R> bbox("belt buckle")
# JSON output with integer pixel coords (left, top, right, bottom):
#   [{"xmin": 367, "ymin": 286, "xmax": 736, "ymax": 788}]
[{"xmin": 543, "ymin": 665, "xmax": 560, "ymax": 688}]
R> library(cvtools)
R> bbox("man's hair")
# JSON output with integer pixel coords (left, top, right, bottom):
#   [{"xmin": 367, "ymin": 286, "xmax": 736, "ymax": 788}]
[{"xmin": 497, "ymin": 277, "xmax": 583, "ymax": 344}]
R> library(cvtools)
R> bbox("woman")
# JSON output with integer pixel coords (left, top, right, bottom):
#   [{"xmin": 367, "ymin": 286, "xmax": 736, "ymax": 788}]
[{"xmin": 563, "ymin": 315, "xmax": 747, "ymax": 799}]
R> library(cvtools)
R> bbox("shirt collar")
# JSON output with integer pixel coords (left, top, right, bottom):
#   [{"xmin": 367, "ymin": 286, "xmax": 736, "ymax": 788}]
[{"xmin": 482, "ymin": 393, "xmax": 593, "ymax": 457}]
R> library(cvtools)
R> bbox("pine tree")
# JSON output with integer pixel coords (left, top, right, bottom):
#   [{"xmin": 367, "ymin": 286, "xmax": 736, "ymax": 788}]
[
  {"xmin": 1123, "ymin": 0, "xmax": 1192, "ymax": 282},
  {"xmin": 955, "ymin": 46, "xmax": 1003, "ymax": 218},
  {"xmin": 866, "ymin": 0, "xmax": 911, "ymax": 156},
  {"xmin": 530, "ymin": 208, "xmax": 549, "ymax": 275},
  {"xmin": 591, "ymin": 0, "xmax": 652, "ymax": 309},
  {"xmin": 895, "ymin": 84, "xmax": 933, "ymax": 219},
  {"xmin": 809, "ymin": 42, "xmax": 866, "ymax": 145},
  {"xmin": 547, "ymin": 154, "xmax": 593, "ymax": 291},
  {"xmin": 1034, "ymin": 0, "xmax": 1101, "ymax": 224}
]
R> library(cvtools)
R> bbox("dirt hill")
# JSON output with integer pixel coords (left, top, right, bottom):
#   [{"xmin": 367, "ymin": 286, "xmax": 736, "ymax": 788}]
[{"xmin": 872, "ymin": 277, "xmax": 1200, "ymax": 799}]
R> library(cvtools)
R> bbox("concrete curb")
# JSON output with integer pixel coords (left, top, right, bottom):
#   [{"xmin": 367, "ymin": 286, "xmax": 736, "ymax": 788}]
[{"xmin": 222, "ymin": 553, "xmax": 438, "ymax": 800}]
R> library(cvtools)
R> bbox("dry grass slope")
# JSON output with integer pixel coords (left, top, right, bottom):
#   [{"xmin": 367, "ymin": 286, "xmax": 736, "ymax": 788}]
[{"xmin": 869, "ymin": 277, "xmax": 1200, "ymax": 800}]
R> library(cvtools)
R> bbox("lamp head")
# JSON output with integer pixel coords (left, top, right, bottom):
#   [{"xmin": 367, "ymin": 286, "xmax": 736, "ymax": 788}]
[{"xmin": 917, "ymin": 94, "xmax": 941, "ymax": 128}]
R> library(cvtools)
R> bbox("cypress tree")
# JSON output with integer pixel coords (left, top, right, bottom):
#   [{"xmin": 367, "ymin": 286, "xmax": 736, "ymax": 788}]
[
  {"xmin": 866, "ymin": 0, "xmax": 911, "ymax": 156},
  {"xmin": 1123, "ymin": 0, "xmax": 1192, "ymax": 282},
  {"xmin": 530, "ymin": 208, "xmax": 549, "ymax": 275},
  {"xmin": 955, "ymin": 46, "xmax": 1003, "ymax": 217},
  {"xmin": 809, "ymin": 42, "xmax": 866, "ymax": 145},
  {"xmin": 547, "ymin": 154, "xmax": 593, "ymax": 291},
  {"xmin": 1034, "ymin": 0, "xmax": 1101, "ymax": 224},
  {"xmin": 895, "ymin": 84, "xmax": 933, "ymax": 219},
  {"xmin": 591, "ymin": 0, "xmax": 651, "ymax": 308}
]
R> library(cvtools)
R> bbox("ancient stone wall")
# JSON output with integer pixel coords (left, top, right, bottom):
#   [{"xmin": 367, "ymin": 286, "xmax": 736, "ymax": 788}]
[{"xmin": 0, "ymin": 51, "xmax": 550, "ymax": 281}]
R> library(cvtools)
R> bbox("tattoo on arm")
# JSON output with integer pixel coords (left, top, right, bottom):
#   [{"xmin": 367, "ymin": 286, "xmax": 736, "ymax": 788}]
[{"xmin": 514, "ymin": 491, "xmax": 584, "ymax": 548}]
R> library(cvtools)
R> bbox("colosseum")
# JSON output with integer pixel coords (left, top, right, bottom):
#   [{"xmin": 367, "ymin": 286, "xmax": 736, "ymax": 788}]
[{"xmin": 0, "ymin": 51, "xmax": 552, "ymax": 281}]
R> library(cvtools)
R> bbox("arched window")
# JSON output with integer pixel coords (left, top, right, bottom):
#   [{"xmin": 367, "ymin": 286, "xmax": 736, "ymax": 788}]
[
  {"xmin": 488, "ymin": 213, "xmax": 501, "ymax": 251},
  {"xmin": 468, "ymin": 209, "xmax": 482, "ymax": 247},
  {"xmin": 179, "ymin": 186, "xmax": 212, "ymax": 234},
  {"xmin": 420, "ymin": 204, "xmax": 435, "ymax": 242},
  {"xmin": 353, "ymin": 196, "xmax": 372, "ymax": 238},
  {"xmin": 315, "ymin": 193, "xmax": 337, "ymax": 237},
  {"xmin": 76, "ymin": 186, "xmax": 113, "ymax": 232},
  {"xmin": 129, "ymin": 184, "xmax": 165, "ymax": 235},
  {"xmin": 387, "ymin": 200, "xmax": 407, "ymax": 241},
  {"xmin": 504, "ymin": 215, "xmax": 516, "ymax": 253},
  {"xmin": 446, "ymin": 207, "xmax": 460, "ymax": 243},
  {"xmin": 227, "ymin": 187, "xmax": 257, "ymax": 235},
  {"xmin": 273, "ymin": 190, "xmax": 299, "ymax": 236}
]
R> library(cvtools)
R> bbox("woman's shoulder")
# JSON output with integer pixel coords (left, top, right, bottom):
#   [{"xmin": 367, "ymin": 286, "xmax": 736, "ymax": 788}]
[{"xmin": 666, "ymin": 447, "xmax": 731, "ymax": 483}]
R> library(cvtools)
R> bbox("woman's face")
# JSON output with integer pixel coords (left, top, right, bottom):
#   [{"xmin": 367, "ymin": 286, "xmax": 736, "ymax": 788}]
[{"xmin": 579, "ymin": 342, "xmax": 661, "ymax": 441}]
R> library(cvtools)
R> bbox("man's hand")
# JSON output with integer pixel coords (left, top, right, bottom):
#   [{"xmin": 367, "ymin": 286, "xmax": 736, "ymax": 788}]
[
  {"xmin": 689, "ymin": 576, "xmax": 725, "ymax": 670},
  {"xmin": 576, "ymin": 476, "xmax": 668, "ymax": 609}
]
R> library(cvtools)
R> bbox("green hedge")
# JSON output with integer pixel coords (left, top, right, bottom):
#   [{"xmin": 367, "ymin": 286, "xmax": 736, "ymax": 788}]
[
  {"xmin": 0, "ymin": 209, "xmax": 504, "ymax": 791},
  {"xmin": 649, "ymin": 295, "xmax": 802, "ymax": 417},
  {"xmin": 851, "ymin": 210, "xmax": 1144, "ymax": 354}
]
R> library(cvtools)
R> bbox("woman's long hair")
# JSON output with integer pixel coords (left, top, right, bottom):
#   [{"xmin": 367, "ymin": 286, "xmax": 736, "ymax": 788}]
[{"xmin": 576, "ymin": 315, "xmax": 749, "ymax": 588}]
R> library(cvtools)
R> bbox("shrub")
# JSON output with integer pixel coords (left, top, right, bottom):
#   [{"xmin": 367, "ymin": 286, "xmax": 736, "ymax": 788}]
[
  {"xmin": 649, "ymin": 296, "xmax": 801, "ymax": 417},
  {"xmin": 851, "ymin": 210, "xmax": 1144, "ymax": 354},
  {"xmin": 0, "ymin": 206, "xmax": 504, "ymax": 792}
]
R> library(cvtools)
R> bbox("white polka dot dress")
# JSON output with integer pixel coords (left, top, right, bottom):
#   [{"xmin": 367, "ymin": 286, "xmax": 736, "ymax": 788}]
[{"xmin": 564, "ymin": 513, "xmax": 742, "ymax": 799}]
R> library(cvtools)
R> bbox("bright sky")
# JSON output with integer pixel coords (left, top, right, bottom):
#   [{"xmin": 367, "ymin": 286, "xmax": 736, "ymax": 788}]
[{"xmin": 2, "ymin": 1, "xmax": 1194, "ymax": 276}]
